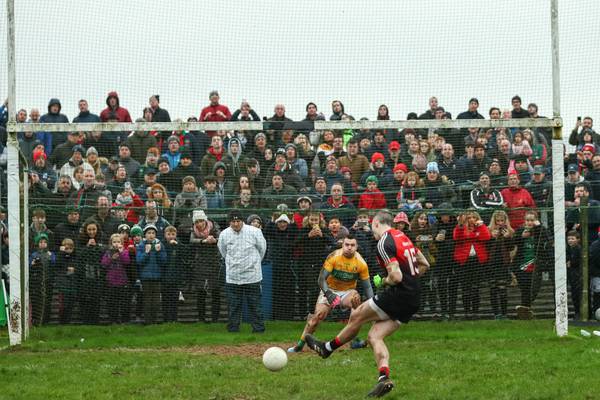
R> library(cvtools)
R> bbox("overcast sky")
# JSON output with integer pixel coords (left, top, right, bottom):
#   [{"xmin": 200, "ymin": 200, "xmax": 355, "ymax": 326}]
[{"xmin": 1, "ymin": 0, "xmax": 599, "ymax": 134}]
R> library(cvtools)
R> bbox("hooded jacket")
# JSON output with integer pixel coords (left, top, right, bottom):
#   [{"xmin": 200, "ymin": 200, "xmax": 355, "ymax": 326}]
[
  {"xmin": 100, "ymin": 92, "xmax": 132, "ymax": 123},
  {"xmin": 223, "ymin": 138, "xmax": 249, "ymax": 178},
  {"xmin": 39, "ymin": 98, "xmax": 69, "ymax": 153}
]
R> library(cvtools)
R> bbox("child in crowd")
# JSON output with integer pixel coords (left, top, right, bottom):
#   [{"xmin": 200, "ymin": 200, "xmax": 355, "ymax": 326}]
[
  {"xmin": 358, "ymin": 176, "xmax": 387, "ymax": 209},
  {"xmin": 101, "ymin": 233, "xmax": 130, "ymax": 323},
  {"xmin": 136, "ymin": 224, "xmax": 167, "ymax": 324},
  {"xmin": 203, "ymin": 175, "xmax": 225, "ymax": 209},
  {"xmin": 566, "ymin": 230, "xmax": 582, "ymax": 320},
  {"xmin": 162, "ymin": 226, "xmax": 183, "ymax": 323},
  {"xmin": 397, "ymin": 171, "xmax": 424, "ymax": 213},
  {"xmin": 29, "ymin": 233, "xmax": 56, "ymax": 326}
]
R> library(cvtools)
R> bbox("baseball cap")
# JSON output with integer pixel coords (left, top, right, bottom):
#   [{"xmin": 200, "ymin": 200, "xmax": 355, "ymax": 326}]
[
  {"xmin": 533, "ymin": 165, "xmax": 545, "ymax": 175},
  {"xmin": 228, "ymin": 209, "xmax": 243, "ymax": 222},
  {"xmin": 388, "ymin": 141, "xmax": 401, "ymax": 151},
  {"xmin": 567, "ymin": 164, "xmax": 578, "ymax": 173}
]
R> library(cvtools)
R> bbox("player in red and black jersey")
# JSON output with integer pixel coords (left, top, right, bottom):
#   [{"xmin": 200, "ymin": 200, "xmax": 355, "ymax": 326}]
[{"xmin": 306, "ymin": 210, "xmax": 429, "ymax": 398}]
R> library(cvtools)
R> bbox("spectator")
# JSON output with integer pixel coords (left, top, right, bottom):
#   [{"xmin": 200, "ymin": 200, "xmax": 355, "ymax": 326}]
[
  {"xmin": 321, "ymin": 182, "xmax": 356, "ymax": 228},
  {"xmin": 49, "ymin": 131, "xmax": 81, "ymax": 170},
  {"xmin": 138, "ymin": 200, "xmax": 171, "ymax": 240},
  {"xmin": 418, "ymin": 96, "xmax": 438, "ymax": 120},
  {"xmin": 59, "ymin": 145, "xmax": 94, "ymax": 185},
  {"xmin": 512, "ymin": 210, "xmax": 551, "ymax": 319},
  {"xmin": 284, "ymin": 143, "xmax": 308, "ymax": 180},
  {"xmin": 202, "ymin": 175, "xmax": 225, "ymax": 210},
  {"xmin": 261, "ymin": 173, "xmax": 298, "ymax": 209},
  {"xmin": 470, "ymin": 172, "xmax": 504, "ymax": 221},
  {"xmin": 162, "ymin": 136, "xmax": 182, "ymax": 171},
  {"xmin": 101, "ymin": 233, "xmax": 131, "ymax": 324},
  {"xmin": 29, "ymin": 233, "xmax": 55, "ymax": 326},
  {"xmin": 358, "ymin": 175, "xmax": 387, "ymax": 209},
  {"xmin": 156, "ymin": 157, "xmax": 179, "ymax": 195},
  {"xmin": 149, "ymin": 95, "xmax": 171, "ymax": 123},
  {"xmin": 200, "ymin": 135, "xmax": 225, "ymax": 178},
  {"xmin": 84, "ymin": 195, "xmax": 120, "ymax": 242},
  {"xmin": 568, "ymin": 116, "xmax": 597, "ymax": 148},
  {"xmin": 456, "ymin": 98, "xmax": 484, "ymax": 120},
  {"xmin": 136, "ymin": 224, "xmax": 167, "ymax": 324},
  {"xmin": 437, "ymin": 143, "xmax": 461, "ymax": 184},
  {"xmin": 127, "ymin": 118, "xmax": 158, "ymax": 164},
  {"xmin": 17, "ymin": 130, "xmax": 40, "ymax": 162},
  {"xmin": 451, "ymin": 211, "xmax": 490, "ymax": 317},
  {"xmin": 387, "ymin": 163, "xmax": 408, "ymax": 206},
  {"xmin": 337, "ymin": 139, "xmax": 370, "ymax": 186},
  {"xmin": 31, "ymin": 150, "xmax": 56, "ymax": 191},
  {"xmin": 189, "ymin": 210, "xmax": 222, "ymax": 323},
  {"xmin": 584, "ymin": 154, "xmax": 600, "ymax": 201},
  {"xmin": 54, "ymin": 206, "xmax": 81, "ymax": 248},
  {"xmin": 200, "ymin": 90, "xmax": 232, "ymax": 137},
  {"xmin": 322, "ymin": 155, "xmax": 352, "ymax": 194},
  {"xmin": 433, "ymin": 204, "xmax": 455, "ymax": 319},
  {"xmin": 511, "ymin": 95, "xmax": 530, "ymax": 119},
  {"xmin": 55, "ymin": 238, "xmax": 77, "ymax": 324},
  {"xmin": 223, "ymin": 137, "xmax": 248, "ymax": 179},
  {"xmin": 100, "ymin": 91, "xmax": 132, "ymax": 122},
  {"xmin": 392, "ymin": 211, "xmax": 410, "ymax": 232},
  {"xmin": 566, "ymin": 230, "xmax": 582, "ymax": 320},
  {"xmin": 29, "ymin": 208, "xmax": 54, "ymax": 252},
  {"xmin": 566, "ymin": 182, "xmax": 600, "ymax": 245},
  {"xmin": 500, "ymin": 172, "xmax": 536, "ymax": 229},
  {"xmin": 77, "ymin": 221, "xmax": 104, "ymax": 324},
  {"xmin": 266, "ymin": 104, "xmax": 293, "ymax": 133},
  {"xmin": 264, "ymin": 213, "xmax": 298, "ymax": 320},
  {"xmin": 85, "ymin": 147, "xmax": 107, "ymax": 176},
  {"xmin": 408, "ymin": 211, "xmax": 438, "ymax": 314},
  {"xmin": 302, "ymin": 102, "xmax": 325, "ymax": 122},
  {"xmin": 84, "ymin": 130, "xmax": 115, "ymax": 159},
  {"xmin": 161, "ymin": 226, "xmax": 182, "ymax": 323},
  {"xmin": 487, "ymin": 210, "xmax": 515, "ymax": 320},
  {"xmin": 422, "ymin": 161, "xmax": 456, "ymax": 210},
  {"xmin": 397, "ymin": 171, "xmax": 424, "ymax": 213},
  {"xmin": 217, "ymin": 209, "xmax": 266, "ymax": 333},
  {"xmin": 526, "ymin": 166, "xmax": 552, "ymax": 208},
  {"xmin": 39, "ymin": 98, "xmax": 69, "ymax": 152},
  {"xmin": 71, "ymin": 169, "xmax": 101, "ymax": 221},
  {"xmin": 230, "ymin": 99, "xmax": 260, "ymax": 123},
  {"xmin": 360, "ymin": 152, "xmax": 393, "ymax": 192},
  {"xmin": 73, "ymin": 99, "xmax": 100, "ymax": 123},
  {"xmin": 324, "ymin": 215, "xmax": 349, "ymax": 251}
]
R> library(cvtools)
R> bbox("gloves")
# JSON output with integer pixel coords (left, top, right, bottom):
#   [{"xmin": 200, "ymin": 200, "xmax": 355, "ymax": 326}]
[
  {"xmin": 324, "ymin": 289, "xmax": 341, "ymax": 308},
  {"xmin": 373, "ymin": 274, "xmax": 384, "ymax": 288}
]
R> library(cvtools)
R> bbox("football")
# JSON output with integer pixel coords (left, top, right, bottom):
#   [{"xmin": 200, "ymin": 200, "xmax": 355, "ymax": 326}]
[
  {"xmin": 595, "ymin": 308, "xmax": 600, "ymax": 321},
  {"xmin": 262, "ymin": 347, "xmax": 288, "ymax": 372}
]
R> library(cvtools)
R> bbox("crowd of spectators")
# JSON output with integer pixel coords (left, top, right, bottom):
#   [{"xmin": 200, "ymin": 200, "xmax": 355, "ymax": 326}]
[{"xmin": 0, "ymin": 92, "xmax": 597, "ymax": 327}]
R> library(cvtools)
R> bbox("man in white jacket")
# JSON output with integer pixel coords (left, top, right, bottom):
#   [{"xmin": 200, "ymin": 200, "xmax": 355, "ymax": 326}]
[{"xmin": 218, "ymin": 209, "xmax": 267, "ymax": 333}]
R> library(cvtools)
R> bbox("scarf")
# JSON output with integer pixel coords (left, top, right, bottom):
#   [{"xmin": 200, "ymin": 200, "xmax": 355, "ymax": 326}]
[{"xmin": 193, "ymin": 220, "xmax": 214, "ymax": 239}]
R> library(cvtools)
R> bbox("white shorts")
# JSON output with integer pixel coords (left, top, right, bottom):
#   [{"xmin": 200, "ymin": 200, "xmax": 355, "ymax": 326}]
[{"xmin": 316, "ymin": 289, "xmax": 354, "ymax": 310}]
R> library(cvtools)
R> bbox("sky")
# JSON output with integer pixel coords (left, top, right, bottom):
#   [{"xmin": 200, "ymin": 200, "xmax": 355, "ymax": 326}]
[{"xmin": 1, "ymin": 0, "xmax": 599, "ymax": 135}]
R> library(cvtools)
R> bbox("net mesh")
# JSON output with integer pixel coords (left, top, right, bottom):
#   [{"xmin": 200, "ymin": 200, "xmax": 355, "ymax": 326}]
[{"xmin": 1, "ymin": 1, "xmax": 598, "ymax": 331}]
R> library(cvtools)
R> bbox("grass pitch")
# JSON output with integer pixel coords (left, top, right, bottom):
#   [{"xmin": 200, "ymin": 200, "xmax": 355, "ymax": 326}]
[{"xmin": 1, "ymin": 320, "xmax": 599, "ymax": 399}]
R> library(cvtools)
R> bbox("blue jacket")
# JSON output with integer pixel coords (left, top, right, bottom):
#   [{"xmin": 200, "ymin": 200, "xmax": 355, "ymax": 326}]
[
  {"xmin": 39, "ymin": 98, "xmax": 69, "ymax": 154},
  {"xmin": 73, "ymin": 111, "xmax": 101, "ymax": 123},
  {"xmin": 136, "ymin": 239, "xmax": 167, "ymax": 280},
  {"xmin": 162, "ymin": 151, "xmax": 181, "ymax": 171}
]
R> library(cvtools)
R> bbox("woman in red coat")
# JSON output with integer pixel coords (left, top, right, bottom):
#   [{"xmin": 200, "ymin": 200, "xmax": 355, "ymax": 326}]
[{"xmin": 451, "ymin": 211, "xmax": 491, "ymax": 318}]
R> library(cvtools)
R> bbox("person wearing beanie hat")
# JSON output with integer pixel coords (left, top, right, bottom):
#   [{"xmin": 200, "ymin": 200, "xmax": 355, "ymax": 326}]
[
  {"xmin": 136, "ymin": 220, "xmax": 167, "ymax": 325},
  {"xmin": 30, "ymin": 230, "xmax": 55, "ymax": 326},
  {"xmin": 422, "ymin": 160, "xmax": 457, "ymax": 210},
  {"xmin": 246, "ymin": 214, "xmax": 263, "ymax": 228},
  {"xmin": 33, "ymin": 149, "xmax": 47, "ymax": 162},
  {"xmin": 86, "ymin": 146, "xmax": 98, "ymax": 157},
  {"xmin": 130, "ymin": 225, "xmax": 143, "ymax": 237},
  {"xmin": 218, "ymin": 205, "xmax": 266, "ymax": 332},
  {"xmin": 30, "ymin": 147, "xmax": 58, "ymax": 191},
  {"xmin": 425, "ymin": 161, "xmax": 439, "ymax": 174},
  {"xmin": 162, "ymin": 135, "xmax": 182, "ymax": 171},
  {"xmin": 371, "ymin": 152, "xmax": 385, "ymax": 164},
  {"xmin": 358, "ymin": 174, "xmax": 386, "ymax": 210},
  {"xmin": 173, "ymin": 175, "xmax": 206, "ymax": 219},
  {"xmin": 189, "ymin": 207, "xmax": 222, "ymax": 322}
]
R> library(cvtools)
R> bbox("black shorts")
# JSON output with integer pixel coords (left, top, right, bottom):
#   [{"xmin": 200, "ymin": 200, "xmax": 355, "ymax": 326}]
[{"xmin": 370, "ymin": 286, "xmax": 420, "ymax": 324}]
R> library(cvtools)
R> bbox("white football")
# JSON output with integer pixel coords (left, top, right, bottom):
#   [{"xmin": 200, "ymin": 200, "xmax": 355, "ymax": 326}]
[
  {"xmin": 595, "ymin": 308, "xmax": 600, "ymax": 321},
  {"xmin": 263, "ymin": 347, "xmax": 288, "ymax": 372}
]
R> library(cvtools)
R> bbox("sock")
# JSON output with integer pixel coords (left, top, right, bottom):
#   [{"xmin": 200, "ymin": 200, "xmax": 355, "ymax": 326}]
[
  {"xmin": 379, "ymin": 366, "xmax": 390, "ymax": 380},
  {"xmin": 297, "ymin": 339, "xmax": 305, "ymax": 348},
  {"xmin": 325, "ymin": 336, "xmax": 342, "ymax": 352}
]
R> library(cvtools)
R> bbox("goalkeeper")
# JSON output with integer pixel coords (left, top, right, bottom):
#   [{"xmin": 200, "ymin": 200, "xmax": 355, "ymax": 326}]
[{"xmin": 288, "ymin": 234, "xmax": 373, "ymax": 353}]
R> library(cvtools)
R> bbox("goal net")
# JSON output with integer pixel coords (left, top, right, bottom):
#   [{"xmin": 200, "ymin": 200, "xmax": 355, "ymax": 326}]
[{"xmin": 5, "ymin": 0, "xmax": 598, "ymax": 342}]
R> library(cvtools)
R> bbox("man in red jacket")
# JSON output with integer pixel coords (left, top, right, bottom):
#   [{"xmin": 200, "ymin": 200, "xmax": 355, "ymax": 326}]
[
  {"xmin": 200, "ymin": 90, "xmax": 232, "ymax": 137},
  {"xmin": 100, "ymin": 91, "xmax": 132, "ymax": 122},
  {"xmin": 500, "ymin": 172, "xmax": 536, "ymax": 229}
]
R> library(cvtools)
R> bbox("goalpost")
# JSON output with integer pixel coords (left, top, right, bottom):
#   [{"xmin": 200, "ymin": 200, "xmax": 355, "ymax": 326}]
[{"xmin": 3, "ymin": 0, "xmax": 568, "ymax": 344}]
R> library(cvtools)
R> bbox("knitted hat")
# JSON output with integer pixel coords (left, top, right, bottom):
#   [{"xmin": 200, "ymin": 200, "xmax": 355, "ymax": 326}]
[
  {"xmin": 246, "ymin": 214, "xmax": 263, "ymax": 225},
  {"xmin": 582, "ymin": 144, "xmax": 596, "ymax": 154},
  {"xmin": 192, "ymin": 209, "xmax": 208, "ymax": 222},
  {"xmin": 371, "ymin": 152, "xmax": 385, "ymax": 163},
  {"xmin": 182, "ymin": 176, "xmax": 196, "ymax": 186},
  {"xmin": 388, "ymin": 141, "xmax": 401, "ymax": 151},
  {"xmin": 393, "ymin": 212, "xmax": 409, "ymax": 224},
  {"xmin": 34, "ymin": 232, "xmax": 49, "ymax": 245},
  {"xmin": 130, "ymin": 225, "xmax": 143, "ymax": 237},
  {"xmin": 167, "ymin": 135, "xmax": 180, "ymax": 144},
  {"xmin": 86, "ymin": 146, "xmax": 98, "ymax": 156},
  {"xmin": 426, "ymin": 162, "xmax": 439, "ymax": 174},
  {"xmin": 143, "ymin": 224, "xmax": 157, "ymax": 233},
  {"xmin": 393, "ymin": 163, "xmax": 408, "ymax": 173},
  {"xmin": 365, "ymin": 175, "xmax": 379, "ymax": 185}
]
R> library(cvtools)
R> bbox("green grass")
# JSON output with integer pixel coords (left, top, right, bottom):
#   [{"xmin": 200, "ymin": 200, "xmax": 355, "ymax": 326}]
[{"xmin": 1, "ymin": 320, "xmax": 600, "ymax": 399}]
